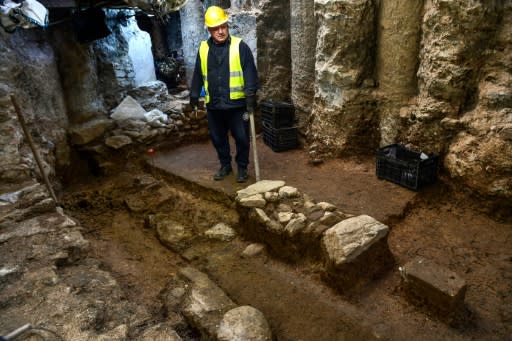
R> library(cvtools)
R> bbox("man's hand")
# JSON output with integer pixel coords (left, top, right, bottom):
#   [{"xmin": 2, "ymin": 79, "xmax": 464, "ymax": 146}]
[
  {"xmin": 246, "ymin": 95, "xmax": 256, "ymax": 113},
  {"xmin": 190, "ymin": 97, "xmax": 198, "ymax": 111}
]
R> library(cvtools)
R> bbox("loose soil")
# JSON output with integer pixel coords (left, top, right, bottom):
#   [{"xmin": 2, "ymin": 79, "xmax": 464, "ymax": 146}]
[{"xmin": 61, "ymin": 138, "xmax": 511, "ymax": 340}]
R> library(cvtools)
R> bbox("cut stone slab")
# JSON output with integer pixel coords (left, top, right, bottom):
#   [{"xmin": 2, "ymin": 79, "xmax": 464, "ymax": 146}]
[
  {"xmin": 178, "ymin": 267, "xmax": 237, "ymax": 339},
  {"xmin": 321, "ymin": 215, "xmax": 394, "ymax": 291},
  {"xmin": 400, "ymin": 257, "xmax": 467, "ymax": 318},
  {"xmin": 238, "ymin": 194, "xmax": 267, "ymax": 208},
  {"xmin": 236, "ymin": 180, "xmax": 285, "ymax": 200}
]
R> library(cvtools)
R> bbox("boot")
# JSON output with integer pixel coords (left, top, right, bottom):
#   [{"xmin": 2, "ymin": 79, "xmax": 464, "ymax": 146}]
[
  {"xmin": 237, "ymin": 168, "xmax": 249, "ymax": 183},
  {"xmin": 213, "ymin": 165, "xmax": 232, "ymax": 181}
]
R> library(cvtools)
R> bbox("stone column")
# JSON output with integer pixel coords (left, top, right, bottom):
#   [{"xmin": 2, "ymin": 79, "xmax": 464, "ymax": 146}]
[
  {"xmin": 180, "ymin": 0, "xmax": 206, "ymax": 87},
  {"xmin": 256, "ymin": 0, "xmax": 292, "ymax": 102},
  {"xmin": 309, "ymin": 0, "xmax": 377, "ymax": 155},
  {"xmin": 290, "ymin": 0, "xmax": 316, "ymax": 129},
  {"xmin": 165, "ymin": 11, "xmax": 183, "ymax": 54},
  {"xmin": 376, "ymin": 0, "xmax": 424, "ymax": 146}
]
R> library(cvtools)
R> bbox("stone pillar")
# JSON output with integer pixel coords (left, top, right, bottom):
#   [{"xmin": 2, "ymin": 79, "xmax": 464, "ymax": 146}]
[
  {"xmin": 165, "ymin": 11, "xmax": 183, "ymax": 54},
  {"xmin": 309, "ymin": 0, "xmax": 378, "ymax": 155},
  {"xmin": 290, "ymin": 0, "xmax": 316, "ymax": 129},
  {"xmin": 376, "ymin": 0, "xmax": 424, "ymax": 146},
  {"xmin": 149, "ymin": 19, "xmax": 168, "ymax": 59},
  {"xmin": 229, "ymin": 12, "xmax": 258, "ymax": 61},
  {"xmin": 180, "ymin": 0, "xmax": 206, "ymax": 87},
  {"xmin": 256, "ymin": 0, "xmax": 292, "ymax": 102}
]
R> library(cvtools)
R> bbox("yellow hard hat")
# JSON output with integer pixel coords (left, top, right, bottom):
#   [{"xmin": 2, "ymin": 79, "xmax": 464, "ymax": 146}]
[{"xmin": 204, "ymin": 6, "xmax": 229, "ymax": 28}]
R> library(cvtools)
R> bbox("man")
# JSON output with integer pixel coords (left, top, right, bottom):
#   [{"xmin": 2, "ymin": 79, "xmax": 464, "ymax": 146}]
[{"xmin": 189, "ymin": 5, "xmax": 259, "ymax": 183}]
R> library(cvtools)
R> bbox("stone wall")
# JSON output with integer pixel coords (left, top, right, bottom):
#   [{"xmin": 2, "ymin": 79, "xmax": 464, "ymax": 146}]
[
  {"xmin": 443, "ymin": 2, "xmax": 512, "ymax": 208},
  {"xmin": 52, "ymin": 9, "xmax": 156, "ymax": 119},
  {"xmin": 399, "ymin": 1, "xmax": 511, "ymax": 207},
  {"xmin": 0, "ymin": 29, "xmax": 69, "ymax": 183},
  {"xmin": 235, "ymin": 181, "xmax": 395, "ymax": 292},
  {"xmin": 95, "ymin": 9, "xmax": 157, "ymax": 109},
  {"xmin": 0, "ymin": 10, "xmax": 190, "ymax": 186},
  {"xmin": 288, "ymin": 0, "xmax": 511, "ymax": 205}
]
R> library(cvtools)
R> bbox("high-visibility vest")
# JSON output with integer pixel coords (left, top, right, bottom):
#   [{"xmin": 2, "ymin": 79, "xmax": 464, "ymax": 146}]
[{"xmin": 199, "ymin": 36, "xmax": 245, "ymax": 104}]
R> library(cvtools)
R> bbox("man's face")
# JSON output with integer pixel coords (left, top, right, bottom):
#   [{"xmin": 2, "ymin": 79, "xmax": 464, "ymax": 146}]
[{"xmin": 208, "ymin": 23, "xmax": 229, "ymax": 44}]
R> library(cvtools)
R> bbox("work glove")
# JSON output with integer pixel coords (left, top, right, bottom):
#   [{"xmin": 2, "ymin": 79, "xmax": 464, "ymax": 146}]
[
  {"xmin": 246, "ymin": 94, "xmax": 256, "ymax": 113},
  {"xmin": 190, "ymin": 97, "xmax": 198, "ymax": 111}
]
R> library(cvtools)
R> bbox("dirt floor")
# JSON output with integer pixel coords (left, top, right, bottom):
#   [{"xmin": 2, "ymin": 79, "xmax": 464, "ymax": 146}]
[{"xmin": 61, "ymin": 136, "xmax": 512, "ymax": 340}]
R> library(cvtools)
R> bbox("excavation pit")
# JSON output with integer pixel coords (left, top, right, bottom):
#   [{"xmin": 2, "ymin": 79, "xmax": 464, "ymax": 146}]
[
  {"xmin": 1, "ymin": 139, "xmax": 510, "ymax": 340},
  {"xmin": 59, "ymin": 140, "xmax": 512, "ymax": 339}
]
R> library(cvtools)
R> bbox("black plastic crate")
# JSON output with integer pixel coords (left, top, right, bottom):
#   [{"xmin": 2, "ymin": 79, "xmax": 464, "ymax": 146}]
[
  {"xmin": 376, "ymin": 144, "xmax": 439, "ymax": 190},
  {"xmin": 260, "ymin": 101, "xmax": 295, "ymax": 128},
  {"xmin": 262, "ymin": 122, "xmax": 298, "ymax": 152}
]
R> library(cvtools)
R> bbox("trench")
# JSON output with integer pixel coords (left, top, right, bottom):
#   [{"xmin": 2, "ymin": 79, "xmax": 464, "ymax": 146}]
[
  {"xmin": 62, "ymin": 165, "xmax": 379, "ymax": 340},
  {"xmin": 59, "ymin": 149, "xmax": 512, "ymax": 341}
]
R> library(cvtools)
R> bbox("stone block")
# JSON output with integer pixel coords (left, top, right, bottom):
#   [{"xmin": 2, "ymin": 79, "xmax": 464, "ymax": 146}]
[
  {"xmin": 236, "ymin": 180, "xmax": 285, "ymax": 200},
  {"xmin": 238, "ymin": 194, "xmax": 266, "ymax": 208},
  {"xmin": 177, "ymin": 267, "xmax": 237, "ymax": 340},
  {"xmin": 70, "ymin": 118, "xmax": 113, "ymax": 145},
  {"xmin": 321, "ymin": 215, "xmax": 394, "ymax": 291},
  {"xmin": 400, "ymin": 258, "xmax": 467, "ymax": 317}
]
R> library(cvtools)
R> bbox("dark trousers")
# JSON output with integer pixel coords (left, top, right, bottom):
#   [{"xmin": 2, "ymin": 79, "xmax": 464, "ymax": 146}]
[{"xmin": 207, "ymin": 107, "xmax": 250, "ymax": 170}]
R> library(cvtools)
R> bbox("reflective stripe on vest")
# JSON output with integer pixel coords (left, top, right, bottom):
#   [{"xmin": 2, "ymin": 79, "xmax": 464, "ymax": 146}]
[{"xmin": 199, "ymin": 36, "xmax": 245, "ymax": 104}]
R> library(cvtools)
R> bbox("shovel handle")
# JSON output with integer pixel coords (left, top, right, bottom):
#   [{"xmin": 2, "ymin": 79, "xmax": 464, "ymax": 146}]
[
  {"xmin": 10, "ymin": 95, "xmax": 59, "ymax": 205},
  {"xmin": 2, "ymin": 324, "xmax": 32, "ymax": 340},
  {"xmin": 248, "ymin": 111, "xmax": 260, "ymax": 182}
]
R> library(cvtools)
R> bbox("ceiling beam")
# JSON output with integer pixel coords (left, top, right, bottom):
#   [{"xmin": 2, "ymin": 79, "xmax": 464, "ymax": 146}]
[{"xmin": 38, "ymin": 0, "xmax": 79, "ymax": 8}]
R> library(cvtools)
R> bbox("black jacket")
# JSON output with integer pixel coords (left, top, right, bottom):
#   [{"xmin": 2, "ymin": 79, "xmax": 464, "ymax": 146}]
[{"xmin": 190, "ymin": 35, "xmax": 259, "ymax": 110}]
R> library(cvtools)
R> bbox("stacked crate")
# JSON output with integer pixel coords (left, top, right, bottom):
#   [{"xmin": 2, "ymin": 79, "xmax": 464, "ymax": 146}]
[{"xmin": 260, "ymin": 101, "xmax": 298, "ymax": 152}]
